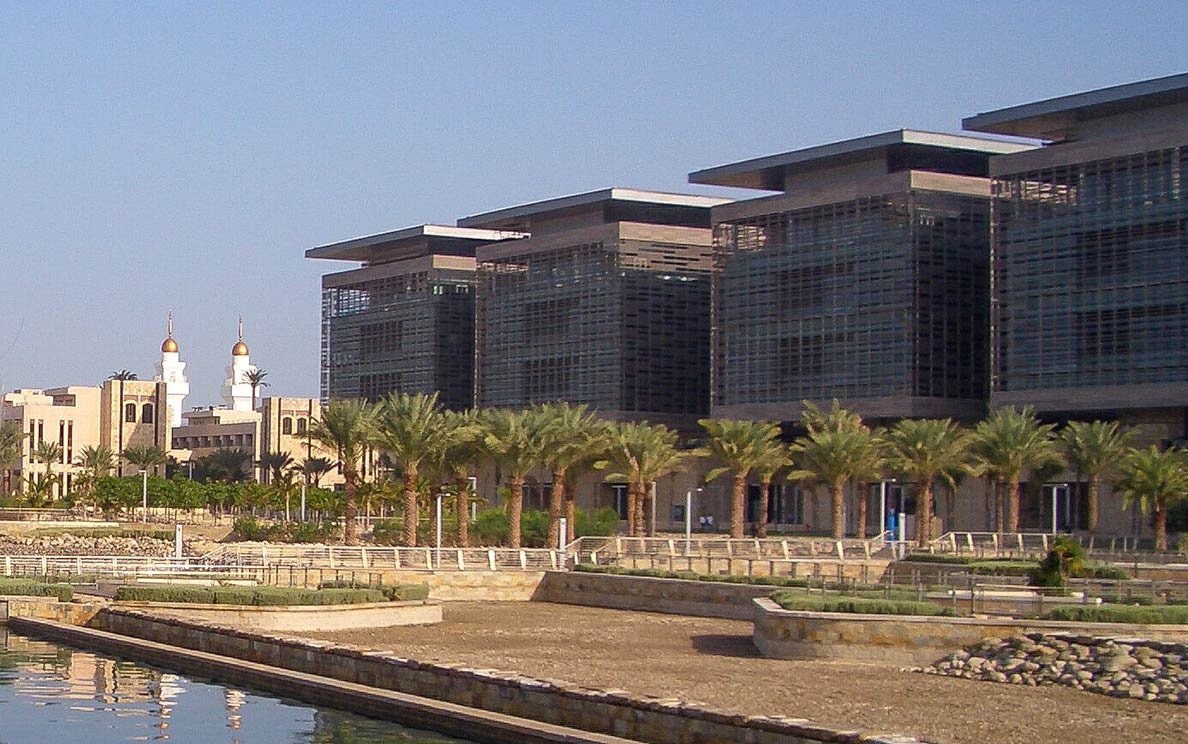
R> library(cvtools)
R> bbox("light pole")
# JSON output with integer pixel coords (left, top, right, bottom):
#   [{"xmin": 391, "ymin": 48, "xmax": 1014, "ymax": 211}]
[
  {"xmin": 434, "ymin": 491, "xmax": 445, "ymax": 569},
  {"xmin": 684, "ymin": 487, "xmax": 703, "ymax": 557},
  {"xmin": 139, "ymin": 468, "xmax": 148, "ymax": 524},
  {"xmin": 878, "ymin": 481, "xmax": 887, "ymax": 543},
  {"xmin": 300, "ymin": 481, "xmax": 307, "ymax": 522}
]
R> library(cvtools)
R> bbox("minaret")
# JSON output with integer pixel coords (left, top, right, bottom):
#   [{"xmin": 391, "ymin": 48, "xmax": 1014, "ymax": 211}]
[
  {"xmin": 154, "ymin": 311, "xmax": 190, "ymax": 427},
  {"xmin": 221, "ymin": 316, "xmax": 258, "ymax": 412}
]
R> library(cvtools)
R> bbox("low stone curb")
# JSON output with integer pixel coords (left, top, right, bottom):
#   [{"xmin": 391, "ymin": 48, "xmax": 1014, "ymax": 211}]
[
  {"xmin": 913, "ymin": 632, "xmax": 1188, "ymax": 704},
  {"xmin": 89, "ymin": 607, "xmax": 927, "ymax": 744}
]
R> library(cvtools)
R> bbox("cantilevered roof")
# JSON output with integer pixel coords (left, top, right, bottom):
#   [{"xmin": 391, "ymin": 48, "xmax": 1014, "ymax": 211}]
[
  {"xmin": 689, "ymin": 129, "xmax": 1031, "ymax": 190},
  {"xmin": 963, "ymin": 72, "xmax": 1188, "ymax": 139},
  {"xmin": 306, "ymin": 224, "xmax": 525, "ymax": 263},
  {"xmin": 457, "ymin": 187, "xmax": 730, "ymax": 229}
]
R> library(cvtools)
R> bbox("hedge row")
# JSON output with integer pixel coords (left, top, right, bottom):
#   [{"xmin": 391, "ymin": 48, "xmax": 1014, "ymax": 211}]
[
  {"xmin": 113, "ymin": 585, "xmax": 386, "ymax": 606},
  {"xmin": 770, "ymin": 589, "xmax": 955, "ymax": 616},
  {"xmin": 572, "ymin": 563, "xmax": 813, "ymax": 588},
  {"xmin": 317, "ymin": 580, "xmax": 430, "ymax": 601},
  {"xmin": 0, "ymin": 580, "xmax": 73, "ymax": 601},
  {"xmin": 1044, "ymin": 604, "xmax": 1188, "ymax": 625}
]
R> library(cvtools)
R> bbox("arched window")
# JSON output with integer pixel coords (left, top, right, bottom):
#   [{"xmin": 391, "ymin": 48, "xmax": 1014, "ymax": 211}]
[
  {"xmin": 282, "ymin": 417, "xmax": 293, "ymax": 435},
  {"xmin": 124, "ymin": 403, "xmax": 137, "ymax": 423},
  {"xmin": 141, "ymin": 403, "xmax": 154, "ymax": 424},
  {"xmin": 296, "ymin": 417, "xmax": 307, "ymax": 434}
]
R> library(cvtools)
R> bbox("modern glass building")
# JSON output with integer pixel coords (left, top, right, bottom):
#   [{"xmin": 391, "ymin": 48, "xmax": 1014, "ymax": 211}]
[
  {"xmin": 460, "ymin": 188, "xmax": 730, "ymax": 429},
  {"xmin": 691, "ymin": 130, "xmax": 1031, "ymax": 423},
  {"xmin": 965, "ymin": 73, "xmax": 1188, "ymax": 430},
  {"xmin": 307, "ymin": 225, "xmax": 524, "ymax": 409}
]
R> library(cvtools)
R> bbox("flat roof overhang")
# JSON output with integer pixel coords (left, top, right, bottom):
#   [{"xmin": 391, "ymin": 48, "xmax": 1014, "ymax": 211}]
[
  {"xmin": 963, "ymin": 72, "xmax": 1188, "ymax": 139},
  {"xmin": 306, "ymin": 224, "xmax": 526, "ymax": 262},
  {"xmin": 689, "ymin": 129, "xmax": 1031, "ymax": 190},
  {"xmin": 457, "ymin": 187, "xmax": 731, "ymax": 228}
]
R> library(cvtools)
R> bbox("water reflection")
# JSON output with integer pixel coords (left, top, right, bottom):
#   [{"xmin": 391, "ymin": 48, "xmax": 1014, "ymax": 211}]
[{"xmin": 0, "ymin": 629, "xmax": 468, "ymax": 743}]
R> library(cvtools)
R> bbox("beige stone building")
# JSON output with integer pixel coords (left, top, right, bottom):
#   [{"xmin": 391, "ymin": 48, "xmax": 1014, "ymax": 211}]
[
  {"xmin": 1, "ymin": 387, "xmax": 102, "ymax": 498},
  {"xmin": 99, "ymin": 378, "xmax": 170, "ymax": 477}
]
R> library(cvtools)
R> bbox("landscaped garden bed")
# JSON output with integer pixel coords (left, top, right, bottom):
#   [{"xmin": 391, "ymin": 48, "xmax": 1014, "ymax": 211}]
[
  {"xmin": 769, "ymin": 589, "xmax": 955, "ymax": 617},
  {"xmin": 0, "ymin": 579, "xmax": 73, "ymax": 601}
]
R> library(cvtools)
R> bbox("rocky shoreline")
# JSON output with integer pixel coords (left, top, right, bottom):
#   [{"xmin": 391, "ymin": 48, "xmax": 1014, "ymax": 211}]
[
  {"xmin": 0, "ymin": 534, "xmax": 201, "ymax": 557},
  {"xmin": 915, "ymin": 632, "xmax": 1188, "ymax": 704}
]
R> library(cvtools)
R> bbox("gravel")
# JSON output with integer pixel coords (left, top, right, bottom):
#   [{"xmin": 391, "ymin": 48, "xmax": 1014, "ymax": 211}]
[{"xmin": 300, "ymin": 601, "xmax": 1188, "ymax": 744}]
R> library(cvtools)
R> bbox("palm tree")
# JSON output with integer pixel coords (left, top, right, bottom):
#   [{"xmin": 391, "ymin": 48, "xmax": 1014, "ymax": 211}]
[
  {"xmin": 308, "ymin": 399, "xmax": 377, "ymax": 546},
  {"xmin": 601, "ymin": 422, "xmax": 686, "ymax": 537},
  {"xmin": 32, "ymin": 441, "xmax": 63, "ymax": 498},
  {"xmin": 1061, "ymin": 420, "xmax": 1133, "ymax": 536},
  {"xmin": 122, "ymin": 444, "xmax": 168, "ymax": 474},
  {"xmin": 0, "ymin": 421, "xmax": 26, "ymax": 498},
  {"xmin": 245, "ymin": 369, "xmax": 269, "ymax": 411},
  {"xmin": 205, "ymin": 447, "xmax": 252, "ymax": 483},
  {"xmin": 536, "ymin": 403, "xmax": 607, "ymax": 548},
  {"xmin": 751, "ymin": 442, "xmax": 791, "ymax": 538},
  {"xmin": 109, "ymin": 370, "xmax": 138, "ymax": 381},
  {"xmin": 971, "ymin": 405, "xmax": 1062, "ymax": 534},
  {"xmin": 480, "ymin": 408, "xmax": 545, "ymax": 548},
  {"xmin": 695, "ymin": 418, "xmax": 783, "ymax": 539},
  {"xmin": 850, "ymin": 428, "xmax": 887, "ymax": 539},
  {"xmin": 789, "ymin": 426, "xmax": 874, "ymax": 540},
  {"xmin": 74, "ymin": 444, "xmax": 115, "ymax": 508},
  {"xmin": 258, "ymin": 450, "xmax": 293, "ymax": 486},
  {"xmin": 1114, "ymin": 446, "xmax": 1188, "ymax": 551},
  {"xmin": 438, "ymin": 410, "xmax": 485, "ymax": 548},
  {"xmin": 884, "ymin": 418, "xmax": 972, "ymax": 546},
  {"xmin": 372, "ymin": 392, "xmax": 466, "ymax": 547},
  {"xmin": 301, "ymin": 456, "xmax": 334, "ymax": 488}
]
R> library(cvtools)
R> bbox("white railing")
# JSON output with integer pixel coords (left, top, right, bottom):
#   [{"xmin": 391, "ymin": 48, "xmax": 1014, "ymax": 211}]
[
  {"xmin": 201, "ymin": 542, "xmax": 564, "ymax": 571},
  {"xmin": 924, "ymin": 531, "xmax": 1188, "ymax": 563},
  {"xmin": 565, "ymin": 534, "xmax": 895, "ymax": 565}
]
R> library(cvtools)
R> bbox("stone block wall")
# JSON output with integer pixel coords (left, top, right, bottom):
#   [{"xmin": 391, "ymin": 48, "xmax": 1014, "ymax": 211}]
[
  {"xmin": 88, "ymin": 607, "xmax": 918, "ymax": 744},
  {"xmin": 534, "ymin": 571, "xmax": 775, "ymax": 619}
]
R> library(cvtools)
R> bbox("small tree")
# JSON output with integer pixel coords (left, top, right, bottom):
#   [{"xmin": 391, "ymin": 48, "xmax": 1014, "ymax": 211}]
[
  {"xmin": 245, "ymin": 369, "xmax": 269, "ymax": 411},
  {"xmin": 695, "ymin": 419, "xmax": 783, "ymax": 539},
  {"xmin": 1060, "ymin": 420, "xmax": 1133, "ymax": 535},
  {"xmin": 308, "ymin": 399, "xmax": 377, "ymax": 546},
  {"xmin": 480, "ymin": 408, "xmax": 545, "ymax": 549},
  {"xmin": 884, "ymin": 418, "xmax": 972, "ymax": 546},
  {"xmin": 122, "ymin": 444, "xmax": 168, "ymax": 474}
]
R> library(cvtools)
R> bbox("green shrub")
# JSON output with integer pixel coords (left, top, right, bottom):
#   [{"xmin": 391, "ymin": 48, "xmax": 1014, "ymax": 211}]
[
  {"xmin": 0, "ymin": 580, "xmax": 73, "ymax": 601},
  {"xmin": 114, "ymin": 585, "xmax": 384, "ymax": 606},
  {"xmin": 1079, "ymin": 566, "xmax": 1132, "ymax": 581},
  {"xmin": 317, "ymin": 579, "xmax": 430, "ymax": 602},
  {"xmin": 770, "ymin": 589, "xmax": 953, "ymax": 616},
  {"xmin": 519, "ymin": 510, "xmax": 549, "ymax": 548},
  {"xmin": 968, "ymin": 560, "xmax": 1039, "ymax": 576},
  {"xmin": 901, "ymin": 553, "xmax": 972, "ymax": 565},
  {"xmin": 473, "ymin": 509, "xmax": 510, "ymax": 546},
  {"xmin": 1045, "ymin": 604, "xmax": 1188, "ymax": 624},
  {"xmin": 1029, "ymin": 536, "xmax": 1085, "ymax": 588},
  {"xmin": 371, "ymin": 519, "xmax": 402, "ymax": 546},
  {"xmin": 574, "ymin": 508, "xmax": 620, "ymax": 538},
  {"xmin": 232, "ymin": 516, "xmax": 267, "ymax": 541}
]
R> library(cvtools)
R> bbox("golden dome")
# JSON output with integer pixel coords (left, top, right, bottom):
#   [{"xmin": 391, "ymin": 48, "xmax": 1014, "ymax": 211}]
[
  {"xmin": 232, "ymin": 340, "xmax": 250, "ymax": 357},
  {"xmin": 161, "ymin": 337, "xmax": 179, "ymax": 353}
]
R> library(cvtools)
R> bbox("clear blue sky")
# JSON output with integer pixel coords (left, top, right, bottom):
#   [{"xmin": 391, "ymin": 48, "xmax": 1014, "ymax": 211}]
[{"xmin": 1, "ymin": 2, "xmax": 1185, "ymax": 405}]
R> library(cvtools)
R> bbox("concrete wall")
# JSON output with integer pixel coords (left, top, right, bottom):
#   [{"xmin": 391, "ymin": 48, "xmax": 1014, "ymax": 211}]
[
  {"xmin": 752, "ymin": 598, "xmax": 1188, "ymax": 665},
  {"xmin": 84, "ymin": 608, "xmax": 917, "ymax": 744},
  {"xmin": 0, "ymin": 596, "xmax": 104, "ymax": 625},
  {"xmin": 536, "ymin": 571, "xmax": 782, "ymax": 620}
]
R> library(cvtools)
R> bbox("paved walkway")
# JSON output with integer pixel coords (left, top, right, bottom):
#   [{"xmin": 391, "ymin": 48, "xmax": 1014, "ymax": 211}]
[{"xmin": 303, "ymin": 601, "xmax": 1188, "ymax": 744}]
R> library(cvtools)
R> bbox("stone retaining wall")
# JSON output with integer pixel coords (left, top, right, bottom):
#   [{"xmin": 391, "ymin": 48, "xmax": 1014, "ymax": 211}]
[
  {"xmin": 87, "ymin": 607, "xmax": 919, "ymax": 744},
  {"xmin": 261, "ymin": 567, "xmax": 546, "ymax": 600},
  {"xmin": 534, "ymin": 571, "xmax": 774, "ymax": 619},
  {"xmin": 753, "ymin": 597, "xmax": 1188, "ymax": 665},
  {"xmin": 0, "ymin": 596, "xmax": 105, "ymax": 625},
  {"xmin": 115, "ymin": 600, "xmax": 442, "ymax": 632}
]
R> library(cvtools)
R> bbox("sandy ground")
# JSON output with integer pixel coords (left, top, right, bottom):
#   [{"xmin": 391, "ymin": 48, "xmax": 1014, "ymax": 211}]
[{"xmin": 300, "ymin": 602, "xmax": 1188, "ymax": 744}]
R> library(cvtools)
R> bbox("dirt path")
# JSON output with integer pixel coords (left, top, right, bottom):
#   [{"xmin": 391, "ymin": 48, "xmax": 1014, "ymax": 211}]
[{"xmin": 303, "ymin": 602, "xmax": 1188, "ymax": 744}]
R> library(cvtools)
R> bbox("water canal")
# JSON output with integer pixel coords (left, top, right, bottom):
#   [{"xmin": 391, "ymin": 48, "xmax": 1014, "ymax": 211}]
[{"xmin": 0, "ymin": 629, "xmax": 473, "ymax": 744}]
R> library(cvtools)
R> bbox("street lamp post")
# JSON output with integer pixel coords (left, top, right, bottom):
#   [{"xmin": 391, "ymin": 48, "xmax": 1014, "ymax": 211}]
[
  {"xmin": 300, "ymin": 481, "xmax": 307, "ymax": 522},
  {"xmin": 139, "ymin": 468, "xmax": 148, "ymax": 524},
  {"xmin": 878, "ymin": 481, "xmax": 887, "ymax": 544},
  {"xmin": 434, "ymin": 491, "xmax": 445, "ymax": 569},
  {"xmin": 684, "ymin": 487, "xmax": 703, "ymax": 557}
]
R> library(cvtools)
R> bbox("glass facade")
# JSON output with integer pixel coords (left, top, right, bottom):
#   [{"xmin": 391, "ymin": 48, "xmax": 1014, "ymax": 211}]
[
  {"xmin": 714, "ymin": 191, "xmax": 990, "ymax": 414},
  {"xmin": 476, "ymin": 237, "xmax": 711, "ymax": 417},
  {"xmin": 992, "ymin": 144, "xmax": 1188, "ymax": 394},
  {"xmin": 320, "ymin": 265, "xmax": 477, "ymax": 409}
]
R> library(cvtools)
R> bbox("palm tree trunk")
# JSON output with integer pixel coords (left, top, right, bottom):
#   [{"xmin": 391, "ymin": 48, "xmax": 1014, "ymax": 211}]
[
  {"xmin": 730, "ymin": 474, "xmax": 746, "ymax": 539},
  {"xmin": 565, "ymin": 482, "xmax": 576, "ymax": 542},
  {"xmin": 1007, "ymin": 477, "xmax": 1021, "ymax": 533},
  {"xmin": 917, "ymin": 483, "xmax": 933, "ymax": 547},
  {"xmin": 634, "ymin": 481, "xmax": 647, "ymax": 537},
  {"xmin": 1155, "ymin": 502, "xmax": 1168, "ymax": 551},
  {"xmin": 757, "ymin": 477, "xmax": 772, "ymax": 538},
  {"xmin": 342, "ymin": 471, "xmax": 359, "ymax": 546},
  {"xmin": 994, "ymin": 479, "xmax": 1004, "ymax": 536},
  {"xmin": 830, "ymin": 482, "xmax": 845, "ymax": 540},
  {"xmin": 547, "ymin": 469, "xmax": 565, "ymax": 549},
  {"xmin": 855, "ymin": 480, "xmax": 868, "ymax": 539},
  {"xmin": 508, "ymin": 476, "xmax": 524, "ymax": 548},
  {"xmin": 1087, "ymin": 475, "xmax": 1099, "ymax": 535},
  {"xmin": 402, "ymin": 465, "xmax": 419, "ymax": 547},
  {"xmin": 626, "ymin": 482, "xmax": 639, "ymax": 537},
  {"xmin": 454, "ymin": 472, "xmax": 470, "ymax": 548}
]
